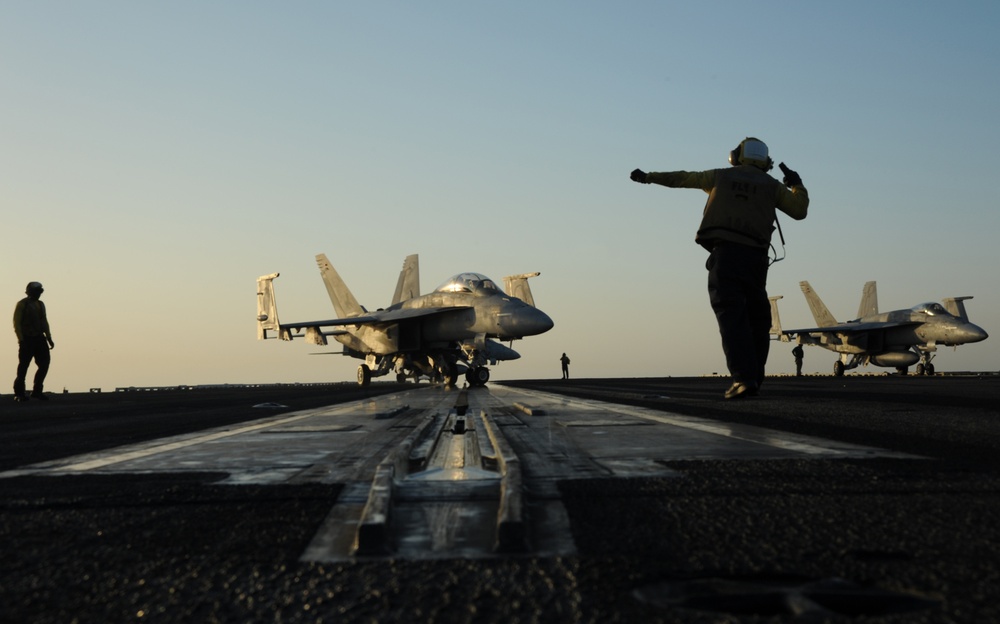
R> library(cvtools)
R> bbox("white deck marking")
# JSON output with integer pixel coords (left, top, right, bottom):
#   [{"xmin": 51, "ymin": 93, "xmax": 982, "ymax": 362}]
[
  {"xmin": 58, "ymin": 410, "xmax": 333, "ymax": 472},
  {"xmin": 488, "ymin": 386, "xmax": 919, "ymax": 459},
  {"xmin": 0, "ymin": 389, "xmax": 451, "ymax": 479}
]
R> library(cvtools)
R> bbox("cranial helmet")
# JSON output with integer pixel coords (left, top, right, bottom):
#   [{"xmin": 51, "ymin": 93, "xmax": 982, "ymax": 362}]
[
  {"xmin": 729, "ymin": 137, "xmax": 773, "ymax": 171},
  {"xmin": 26, "ymin": 282, "xmax": 44, "ymax": 294}
]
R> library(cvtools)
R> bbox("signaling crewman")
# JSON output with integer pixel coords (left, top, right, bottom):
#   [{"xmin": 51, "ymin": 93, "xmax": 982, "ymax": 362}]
[
  {"xmin": 630, "ymin": 137, "xmax": 809, "ymax": 399},
  {"xmin": 13, "ymin": 281, "xmax": 54, "ymax": 401}
]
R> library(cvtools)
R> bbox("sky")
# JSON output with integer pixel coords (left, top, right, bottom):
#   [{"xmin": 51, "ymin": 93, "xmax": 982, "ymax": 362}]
[{"xmin": 3, "ymin": 2, "xmax": 999, "ymax": 392}]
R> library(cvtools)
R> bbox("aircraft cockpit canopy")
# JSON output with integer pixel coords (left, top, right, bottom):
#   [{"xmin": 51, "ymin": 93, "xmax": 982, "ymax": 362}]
[
  {"xmin": 434, "ymin": 272, "xmax": 501, "ymax": 294},
  {"xmin": 912, "ymin": 302, "xmax": 949, "ymax": 316}
]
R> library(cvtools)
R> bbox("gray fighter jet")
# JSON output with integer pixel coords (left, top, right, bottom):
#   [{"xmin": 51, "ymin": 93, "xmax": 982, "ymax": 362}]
[
  {"xmin": 770, "ymin": 281, "xmax": 988, "ymax": 376},
  {"xmin": 257, "ymin": 254, "xmax": 554, "ymax": 386}
]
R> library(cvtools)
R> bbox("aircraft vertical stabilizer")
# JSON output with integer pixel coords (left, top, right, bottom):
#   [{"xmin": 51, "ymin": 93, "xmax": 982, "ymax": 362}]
[
  {"xmin": 503, "ymin": 272, "xmax": 541, "ymax": 307},
  {"xmin": 257, "ymin": 273, "xmax": 290, "ymax": 340},
  {"xmin": 942, "ymin": 296, "xmax": 974, "ymax": 322},
  {"xmin": 392, "ymin": 254, "xmax": 420, "ymax": 305},
  {"xmin": 856, "ymin": 281, "xmax": 878, "ymax": 319},
  {"xmin": 768, "ymin": 295, "xmax": 785, "ymax": 338},
  {"xmin": 799, "ymin": 281, "xmax": 839, "ymax": 327},
  {"xmin": 316, "ymin": 254, "xmax": 366, "ymax": 317}
]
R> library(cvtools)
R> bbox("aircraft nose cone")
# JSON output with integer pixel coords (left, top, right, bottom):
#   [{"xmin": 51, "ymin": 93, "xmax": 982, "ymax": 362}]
[
  {"xmin": 966, "ymin": 323, "xmax": 989, "ymax": 343},
  {"xmin": 508, "ymin": 306, "xmax": 554, "ymax": 337},
  {"xmin": 951, "ymin": 322, "xmax": 989, "ymax": 344}
]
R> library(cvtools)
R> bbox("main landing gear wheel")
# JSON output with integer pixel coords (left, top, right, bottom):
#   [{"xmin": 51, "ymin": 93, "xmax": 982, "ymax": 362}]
[
  {"xmin": 466, "ymin": 366, "xmax": 490, "ymax": 386},
  {"xmin": 357, "ymin": 364, "xmax": 372, "ymax": 387},
  {"xmin": 833, "ymin": 360, "xmax": 845, "ymax": 377}
]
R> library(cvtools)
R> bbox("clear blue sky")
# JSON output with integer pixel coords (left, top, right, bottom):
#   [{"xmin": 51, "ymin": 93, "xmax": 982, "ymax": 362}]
[{"xmin": 3, "ymin": 2, "xmax": 998, "ymax": 391}]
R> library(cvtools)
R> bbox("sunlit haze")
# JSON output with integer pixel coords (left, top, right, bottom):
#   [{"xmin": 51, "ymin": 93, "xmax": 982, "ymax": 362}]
[{"xmin": 3, "ymin": 3, "xmax": 998, "ymax": 392}]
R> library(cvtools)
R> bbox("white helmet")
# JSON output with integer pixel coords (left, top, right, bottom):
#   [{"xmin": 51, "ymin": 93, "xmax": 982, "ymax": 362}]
[{"xmin": 729, "ymin": 137, "xmax": 773, "ymax": 171}]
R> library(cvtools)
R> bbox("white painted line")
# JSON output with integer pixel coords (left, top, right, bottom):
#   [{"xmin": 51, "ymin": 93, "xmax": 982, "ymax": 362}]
[
  {"xmin": 0, "ymin": 406, "xmax": 342, "ymax": 478},
  {"xmin": 493, "ymin": 387, "xmax": 919, "ymax": 459},
  {"xmin": 0, "ymin": 388, "xmax": 452, "ymax": 480},
  {"xmin": 64, "ymin": 413, "xmax": 323, "ymax": 471}
]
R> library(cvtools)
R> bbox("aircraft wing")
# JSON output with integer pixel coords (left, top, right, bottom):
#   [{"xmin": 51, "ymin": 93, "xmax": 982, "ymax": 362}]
[
  {"xmin": 279, "ymin": 306, "xmax": 472, "ymax": 330},
  {"xmin": 782, "ymin": 320, "xmax": 919, "ymax": 336},
  {"xmin": 368, "ymin": 306, "xmax": 472, "ymax": 324}
]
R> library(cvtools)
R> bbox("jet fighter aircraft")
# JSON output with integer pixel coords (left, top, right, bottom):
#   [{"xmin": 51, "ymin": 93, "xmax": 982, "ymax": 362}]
[
  {"xmin": 257, "ymin": 254, "xmax": 554, "ymax": 386},
  {"xmin": 770, "ymin": 281, "xmax": 988, "ymax": 376}
]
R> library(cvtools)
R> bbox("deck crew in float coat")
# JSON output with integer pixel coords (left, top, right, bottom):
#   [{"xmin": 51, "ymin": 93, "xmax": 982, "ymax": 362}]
[{"xmin": 631, "ymin": 137, "xmax": 809, "ymax": 399}]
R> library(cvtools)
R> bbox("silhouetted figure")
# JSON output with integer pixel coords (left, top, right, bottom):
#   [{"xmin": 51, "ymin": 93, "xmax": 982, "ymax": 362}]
[
  {"xmin": 13, "ymin": 282, "xmax": 54, "ymax": 401},
  {"xmin": 631, "ymin": 138, "xmax": 809, "ymax": 399},
  {"xmin": 560, "ymin": 353, "xmax": 570, "ymax": 379},
  {"xmin": 792, "ymin": 344, "xmax": 804, "ymax": 377}
]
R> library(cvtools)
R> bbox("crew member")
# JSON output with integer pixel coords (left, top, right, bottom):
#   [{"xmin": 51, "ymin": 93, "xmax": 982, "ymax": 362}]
[
  {"xmin": 560, "ymin": 353, "xmax": 571, "ymax": 379},
  {"xmin": 630, "ymin": 138, "xmax": 809, "ymax": 399},
  {"xmin": 13, "ymin": 281, "xmax": 54, "ymax": 401},
  {"xmin": 792, "ymin": 344, "xmax": 804, "ymax": 377}
]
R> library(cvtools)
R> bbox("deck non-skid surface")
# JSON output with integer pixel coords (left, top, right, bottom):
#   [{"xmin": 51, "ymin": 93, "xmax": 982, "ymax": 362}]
[{"xmin": 2, "ymin": 376, "xmax": 998, "ymax": 623}]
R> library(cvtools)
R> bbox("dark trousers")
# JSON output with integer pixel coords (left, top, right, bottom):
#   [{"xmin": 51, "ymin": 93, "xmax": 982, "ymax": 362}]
[
  {"xmin": 15, "ymin": 336, "xmax": 50, "ymax": 395},
  {"xmin": 706, "ymin": 242, "xmax": 771, "ymax": 386}
]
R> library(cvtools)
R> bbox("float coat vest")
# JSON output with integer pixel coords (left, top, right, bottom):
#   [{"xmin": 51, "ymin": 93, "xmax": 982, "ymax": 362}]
[
  {"xmin": 695, "ymin": 165, "xmax": 781, "ymax": 251},
  {"xmin": 13, "ymin": 297, "xmax": 50, "ymax": 342}
]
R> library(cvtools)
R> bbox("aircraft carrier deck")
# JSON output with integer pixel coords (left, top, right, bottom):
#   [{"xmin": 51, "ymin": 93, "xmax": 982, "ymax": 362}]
[{"xmin": 1, "ymin": 375, "xmax": 998, "ymax": 623}]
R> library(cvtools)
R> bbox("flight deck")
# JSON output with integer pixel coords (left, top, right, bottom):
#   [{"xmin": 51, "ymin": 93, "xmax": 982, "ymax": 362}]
[
  {"xmin": 2, "ymin": 376, "xmax": 998, "ymax": 622},
  {"xmin": 4, "ymin": 385, "xmax": 918, "ymax": 563}
]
